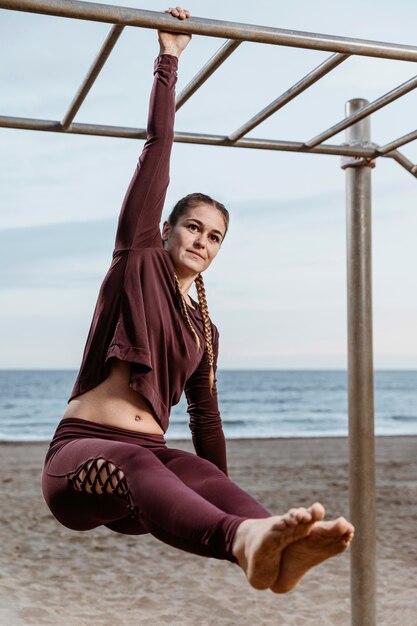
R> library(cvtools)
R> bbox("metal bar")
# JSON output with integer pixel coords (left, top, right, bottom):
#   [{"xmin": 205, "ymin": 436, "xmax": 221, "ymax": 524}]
[
  {"xmin": 343, "ymin": 98, "xmax": 376, "ymax": 626},
  {"xmin": 378, "ymin": 128, "xmax": 417, "ymax": 154},
  {"xmin": 2, "ymin": 114, "xmax": 417, "ymax": 176},
  {"xmin": 2, "ymin": 114, "xmax": 417, "ymax": 178},
  {"xmin": 61, "ymin": 24, "xmax": 124, "ymax": 129},
  {"xmin": 0, "ymin": 114, "xmax": 381, "ymax": 154},
  {"xmin": 352, "ymin": 147, "xmax": 417, "ymax": 178},
  {"xmin": 3, "ymin": 0, "xmax": 417, "ymax": 62},
  {"xmin": 176, "ymin": 40, "xmax": 241, "ymax": 111},
  {"xmin": 0, "ymin": 116, "xmax": 64, "ymax": 132},
  {"xmin": 228, "ymin": 53, "xmax": 348, "ymax": 142},
  {"xmin": 390, "ymin": 150, "xmax": 417, "ymax": 176},
  {"xmin": 306, "ymin": 73, "xmax": 417, "ymax": 148}
]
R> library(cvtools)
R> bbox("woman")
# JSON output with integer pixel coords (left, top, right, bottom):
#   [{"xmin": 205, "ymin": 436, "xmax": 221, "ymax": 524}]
[{"xmin": 42, "ymin": 6, "xmax": 354, "ymax": 593}]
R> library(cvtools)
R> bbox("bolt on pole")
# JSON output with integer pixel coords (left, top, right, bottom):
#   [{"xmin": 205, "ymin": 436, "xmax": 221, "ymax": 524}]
[{"xmin": 341, "ymin": 99, "xmax": 377, "ymax": 626}]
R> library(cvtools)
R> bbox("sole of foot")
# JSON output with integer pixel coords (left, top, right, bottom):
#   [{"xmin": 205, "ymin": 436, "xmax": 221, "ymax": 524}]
[
  {"xmin": 270, "ymin": 516, "xmax": 355, "ymax": 594},
  {"xmin": 242, "ymin": 502, "xmax": 325, "ymax": 590}
]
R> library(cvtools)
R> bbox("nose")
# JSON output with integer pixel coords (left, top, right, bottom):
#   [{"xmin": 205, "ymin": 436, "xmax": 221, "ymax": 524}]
[{"xmin": 193, "ymin": 233, "xmax": 207, "ymax": 248}]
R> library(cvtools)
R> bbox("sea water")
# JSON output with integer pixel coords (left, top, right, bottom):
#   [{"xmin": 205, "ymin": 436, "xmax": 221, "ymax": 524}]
[{"xmin": 0, "ymin": 369, "xmax": 416, "ymax": 442}]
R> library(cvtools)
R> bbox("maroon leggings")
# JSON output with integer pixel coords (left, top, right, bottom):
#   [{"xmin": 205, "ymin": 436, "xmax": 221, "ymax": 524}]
[{"xmin": 41, "ymin": 418, "xmax": 271, "ymax": 563}]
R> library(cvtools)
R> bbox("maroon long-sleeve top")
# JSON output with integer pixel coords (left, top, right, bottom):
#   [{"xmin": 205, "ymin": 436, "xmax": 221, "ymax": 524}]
[{"xmin": 68, "ymin": 54, "xmax": 228, "ymax": 473}]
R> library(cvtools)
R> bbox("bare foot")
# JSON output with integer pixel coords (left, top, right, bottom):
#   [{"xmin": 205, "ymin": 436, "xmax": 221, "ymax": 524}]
[
  {"xmin": 270, "ymin": 517, "xmax": 355, "ymax": 594},
  {"xmin": 232, "ymin": 502, "xmax": 325, "ymax": 590}
]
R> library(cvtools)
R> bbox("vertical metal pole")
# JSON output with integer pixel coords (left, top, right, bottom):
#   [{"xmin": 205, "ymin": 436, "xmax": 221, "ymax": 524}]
[{"xmin": 342, "ymin": 99, "xmax": 376, "ymax": 626}]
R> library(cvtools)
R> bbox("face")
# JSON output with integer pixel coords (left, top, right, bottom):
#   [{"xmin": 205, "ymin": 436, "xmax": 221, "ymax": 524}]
[{"xmin": 162, "ymin": 204, "xmax": 226, "ymax": 280}]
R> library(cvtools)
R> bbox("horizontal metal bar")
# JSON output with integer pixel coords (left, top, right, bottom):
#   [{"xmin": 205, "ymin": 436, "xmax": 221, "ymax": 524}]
[
  {"xmin": 378, "ymin": 128, "xmax": 417, "ymax": 154},
  {"xmin": 305, "ymin": 73, "xmax": 417, "ymax": 148},
  {"xmin": 172, "ymin": 131, "xmax": 377, "ymax": 156},
  {"xmin": 0, "ymin": 112, "xmax": 404, "ymax": 156},
  {"xmin": 2, "ymin": 114, "xmax": 415, "ymax": 178},
  {"xmin": 176, "ymin": 39, "xmax": 241, "ymax": 111},
  {"xmin": 62, "ymin": 24, "xmax": 124, "ymax": 129},
  {"xmin": 3, "ymin": 0, "xmax": 417, "ymax": 62},
  {"xmin": 228, "ymin": 53, "xmax": 348, "ymax": 142},
  {"xmin": 0, "ymin": 116, "xmax": 64, "ymax": 132}
]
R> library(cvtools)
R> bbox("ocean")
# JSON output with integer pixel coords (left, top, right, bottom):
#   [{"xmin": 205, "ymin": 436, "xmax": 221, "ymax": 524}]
[{"xmin": 0, "ymin": 369, "xmax": 416, "ymax": 442}]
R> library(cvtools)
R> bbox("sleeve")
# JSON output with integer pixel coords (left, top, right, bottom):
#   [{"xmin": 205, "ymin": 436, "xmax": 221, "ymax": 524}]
[
  {"xmin": 184, "ymin": 326, "xmax": 228, "ymax": 475},
  {"xmin": 113, "ymin": 53, "xmax": 179, "ymax": 252}
]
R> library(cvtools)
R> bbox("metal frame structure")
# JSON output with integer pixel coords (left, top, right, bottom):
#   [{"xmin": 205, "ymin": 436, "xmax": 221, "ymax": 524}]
[{"xmin": 1, "ymin": 2, "xmax": 416, "ymax": 625}]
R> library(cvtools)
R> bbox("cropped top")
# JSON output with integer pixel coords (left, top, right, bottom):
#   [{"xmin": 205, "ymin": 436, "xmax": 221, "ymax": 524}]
[{"xmin": 68, "ymin": 54, "xmax": 227, "ymax": 473}]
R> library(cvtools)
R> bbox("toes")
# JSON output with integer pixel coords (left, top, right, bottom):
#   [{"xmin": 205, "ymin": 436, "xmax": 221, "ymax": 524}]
[
  {"xmin": 309, "ymin": 502, "xmax": 325, "ymax": 521},
  {"xmin": 311, "ymin": 517, "xmax": 355, "ymax": 542},
  {"xmin": 285, "ymin": 507, "xmax": 313, "ymax": 526},
  {"xmin": 334, "ymin": 516, "xmax": 355, "ymax": 535},
  {"xmin": 283, "ymin": 504, "xmax": 325, "ymax": 527}
]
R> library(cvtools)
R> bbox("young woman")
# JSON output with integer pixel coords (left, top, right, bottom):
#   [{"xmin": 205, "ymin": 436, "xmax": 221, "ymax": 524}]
[{"xmin": 42, "ymin": 6, "xmax": 354, "ymax": 593}]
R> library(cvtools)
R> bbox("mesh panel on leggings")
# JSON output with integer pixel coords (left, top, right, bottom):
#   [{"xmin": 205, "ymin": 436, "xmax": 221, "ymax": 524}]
[{"xmin": 70, "ymin": 458, "xmax": 139, "ymax": 518}]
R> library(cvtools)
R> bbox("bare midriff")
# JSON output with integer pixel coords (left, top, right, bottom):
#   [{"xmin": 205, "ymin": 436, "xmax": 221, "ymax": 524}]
[{"xmin": 61, "ymin": 358, "xmax": 165, "ymax": 435}]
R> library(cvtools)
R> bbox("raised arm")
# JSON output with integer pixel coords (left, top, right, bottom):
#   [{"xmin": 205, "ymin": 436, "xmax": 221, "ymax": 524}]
[
  {"xmin": 114, "ymin": 8, "xmax": 191, "ymax": 251},
  {"xmin": 185, "ymin": 327, "xmax": 229, "ymax": 475}
]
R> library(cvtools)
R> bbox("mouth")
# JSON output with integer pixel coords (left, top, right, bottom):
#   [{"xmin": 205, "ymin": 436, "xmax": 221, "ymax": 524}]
[{"xmin": 187, "ymin": 250, "xmax": 205, "ymax": 260}]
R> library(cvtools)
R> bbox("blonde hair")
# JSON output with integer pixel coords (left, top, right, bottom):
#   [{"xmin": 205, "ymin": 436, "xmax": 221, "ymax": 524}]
[{"xmin": 174, "ymin": 272, "xmax": 215, "ymax": 394}]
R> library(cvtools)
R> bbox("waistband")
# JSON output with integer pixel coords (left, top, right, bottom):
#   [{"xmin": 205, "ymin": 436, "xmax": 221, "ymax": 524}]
[{"xmin": 48, "ymin": 417, "xmax": 167, "ymax": 452}]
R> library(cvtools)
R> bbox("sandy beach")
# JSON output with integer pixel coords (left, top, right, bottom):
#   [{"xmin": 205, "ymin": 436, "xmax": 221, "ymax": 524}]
[{"xmin": 1, "ymin": 435, "xmax": 416, "ymax": 626}]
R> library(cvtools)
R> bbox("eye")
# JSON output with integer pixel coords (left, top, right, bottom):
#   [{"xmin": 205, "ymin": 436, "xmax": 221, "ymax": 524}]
[
  {"xmin": 187, "ymin": 223, "xmax": 199, "ymax": 232},
  {"xmin": 210, "ymin": 234, "xmax": 220, "ymax": 243}
]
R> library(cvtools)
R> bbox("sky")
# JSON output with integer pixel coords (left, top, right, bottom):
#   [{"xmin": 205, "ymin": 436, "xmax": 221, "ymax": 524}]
[{"xmin": 0, "ymin": 0, "xmax": 416, "ymax": 370}]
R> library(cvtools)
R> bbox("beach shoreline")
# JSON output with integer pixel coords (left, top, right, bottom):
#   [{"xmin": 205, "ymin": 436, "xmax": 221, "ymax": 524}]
[{"xmin": 2, "ymin": 436, "xmax": 416, "ymax": 625}]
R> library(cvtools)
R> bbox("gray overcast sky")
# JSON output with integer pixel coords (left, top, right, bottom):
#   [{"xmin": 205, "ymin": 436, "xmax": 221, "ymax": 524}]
[{"xmin": 0, "ymin": 0, "xmax": 416, "ymax": 369}]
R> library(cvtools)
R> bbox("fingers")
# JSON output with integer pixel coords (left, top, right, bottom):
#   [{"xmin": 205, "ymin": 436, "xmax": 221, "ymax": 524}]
[{"xmin": 164, "ymin": 6, "xmax": 191, "ymax": 19}]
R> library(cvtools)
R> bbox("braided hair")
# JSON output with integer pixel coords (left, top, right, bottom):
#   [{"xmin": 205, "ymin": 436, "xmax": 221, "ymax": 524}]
[
  {"xmin": 167, "ymin": 193, "xmax": 229, "ymax": 394},
  {"xmin": 194, "ymin": 272, "xmax": 215, "ymax": 392},
  {"xmin": 173, "ymin": 272, "xmax": 200, "ymax": 351}
]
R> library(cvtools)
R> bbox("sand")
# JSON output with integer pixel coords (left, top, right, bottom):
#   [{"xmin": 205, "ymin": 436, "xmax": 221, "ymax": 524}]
[{"xmin": 1, "ymin": 436, "xmax": 416, "ymax": 626}]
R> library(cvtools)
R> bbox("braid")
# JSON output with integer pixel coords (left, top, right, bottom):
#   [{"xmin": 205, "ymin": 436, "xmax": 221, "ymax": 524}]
[
  {"xmin": 174, "ymin": 273, "xmax": 200, "ymax": 350},
  {"xmin": 194, "ymin": 273, "xmax": 215, "ymax": 395}
]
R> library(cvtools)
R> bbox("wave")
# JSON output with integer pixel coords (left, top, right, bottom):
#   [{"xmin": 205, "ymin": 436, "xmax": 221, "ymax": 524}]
[{"xmin": 391, "ymin": 415, "xmax": 417, "ymax": 421}]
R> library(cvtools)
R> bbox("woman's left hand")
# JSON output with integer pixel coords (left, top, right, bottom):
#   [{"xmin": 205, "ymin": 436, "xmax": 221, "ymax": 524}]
[{"xmin": 158, "ymin": 7, "xmax": 192, "ymax": 58}]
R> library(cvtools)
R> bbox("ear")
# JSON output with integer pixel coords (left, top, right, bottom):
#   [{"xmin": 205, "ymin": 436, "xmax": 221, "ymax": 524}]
[{"xmin": 161, "ymin": 220, "xmax": 171, "ymax": 242}]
